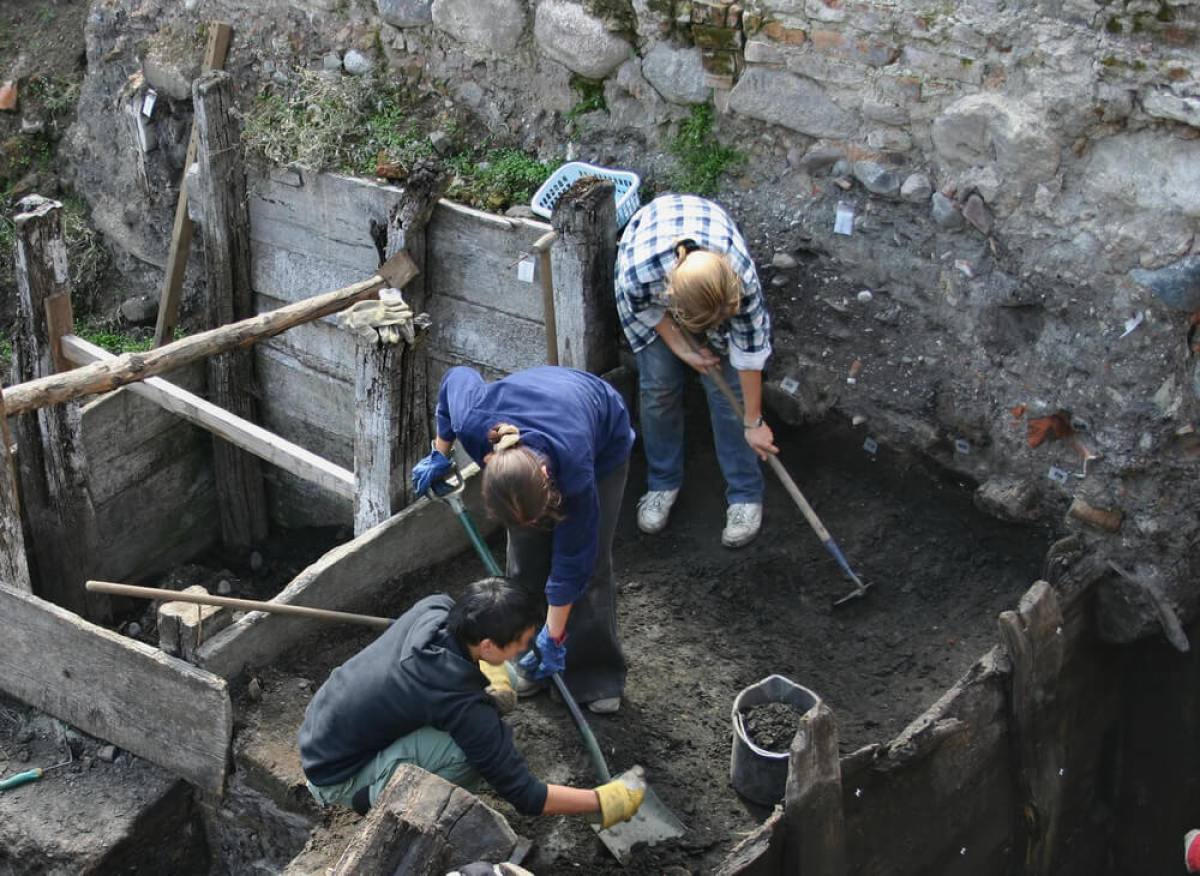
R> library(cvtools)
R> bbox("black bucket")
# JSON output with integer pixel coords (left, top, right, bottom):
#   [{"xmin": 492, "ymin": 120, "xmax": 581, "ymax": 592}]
[{"xmin": 730, "ymin": 674, "xmax": 820, "ymax": 805}]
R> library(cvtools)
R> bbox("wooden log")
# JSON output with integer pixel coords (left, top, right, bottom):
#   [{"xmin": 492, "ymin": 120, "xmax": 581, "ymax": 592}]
[
  {"xmin": 353, "ymin": 337, "xmax": 404, "ymax": 534},
  {"xmin": 0, "ymin": 390, "xmax": 31, "ymax": 592},
  {"xmin": 10, "ymin": 195, "xmax": 105, "ymax": 619},
  {"xmin": 63, "ymin": 334, "xmax": 355, "ymax": 500},
  {"xmin": 154, "ymin": 20, "xmax": 233, "ymax": 347},
  {"xmin": 997, "ymin": 580, "xmax": 1065, "ymax": 876},
  {"xmin": 385, "ymin": 161, "xmax": 449, "ymax": 512},
  {"xmin": 0, "ymin": 582, "xmax": 232, "ymax": 795},
  {"xmin": 332, "ymin": 763, "xmax": 518, "ymax": 875},
  {"xmin": 782, "ymin": 701, "xmax": 846, "ymax": 876},
  {"xmin": 550, "ymin": 177, "xmax": 618, "ymax": 374},
  {"xmin": 2, "ymin": 250, "xmax": 417, "ymax": 417},
  {"xmin": 194, "ymin": 69, "xmax": 268, "ymax": 546}
]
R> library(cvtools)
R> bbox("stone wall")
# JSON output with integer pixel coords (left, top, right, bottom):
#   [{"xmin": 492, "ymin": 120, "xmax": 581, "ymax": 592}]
[{"xmin": 67, "ymin": 0, "xmax": 1200, "ymax": 639}]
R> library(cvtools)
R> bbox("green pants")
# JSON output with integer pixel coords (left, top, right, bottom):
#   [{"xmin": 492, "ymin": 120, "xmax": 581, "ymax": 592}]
[{"xmin": 306, "ymin": 726, "xmax": 481, "ymax": 810}]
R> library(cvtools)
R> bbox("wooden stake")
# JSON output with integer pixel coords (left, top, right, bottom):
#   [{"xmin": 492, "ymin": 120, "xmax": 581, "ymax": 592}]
[
  {"xmin": 153, "ymin": 21, "xmax": 232, "ymax": 347},
  {"xmin": 0, "ymin": 390, "xmax": 31, "ymax": 592}
]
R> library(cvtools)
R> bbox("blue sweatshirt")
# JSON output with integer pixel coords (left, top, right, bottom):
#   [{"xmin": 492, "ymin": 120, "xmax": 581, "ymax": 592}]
[
  {"xmin": 297, "ymin": 594, "xmax": 548, "ymax": 815},
  {"xmin": 435, "ymin": 366, "xmax": 634, "ymax": 606}
]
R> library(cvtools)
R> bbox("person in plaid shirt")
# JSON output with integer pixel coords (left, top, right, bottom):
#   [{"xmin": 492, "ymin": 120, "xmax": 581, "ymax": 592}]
[{"xmin": 615, "ymin": 193, "xmax": 778, "ymax": 548}]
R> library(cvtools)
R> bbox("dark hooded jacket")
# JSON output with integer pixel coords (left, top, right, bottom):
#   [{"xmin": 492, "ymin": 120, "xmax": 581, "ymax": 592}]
[{"xmin": 297, "ymin": 594, "xmax": 548, "ymax": 815}]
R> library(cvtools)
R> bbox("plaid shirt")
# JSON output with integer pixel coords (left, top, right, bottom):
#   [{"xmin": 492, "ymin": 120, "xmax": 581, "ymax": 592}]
[{"xmin": 615, "ymin": 194, "xmax": 771, "ymax": 371}]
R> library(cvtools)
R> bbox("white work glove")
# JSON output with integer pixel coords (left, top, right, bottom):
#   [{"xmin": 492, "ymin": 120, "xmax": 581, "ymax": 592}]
[{"xmin": 337, "ymin": 289, "xmax": 414, "ymax": 344}]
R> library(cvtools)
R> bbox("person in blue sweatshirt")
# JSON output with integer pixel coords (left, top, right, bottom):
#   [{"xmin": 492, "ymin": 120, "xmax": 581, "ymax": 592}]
[
  {"xmin": 412, "ymin": 365, "xmax": 635, "ymax": 714},
  {"xmin": 298, "ymin": 577, "xmax": 643, "ymax": 824}
]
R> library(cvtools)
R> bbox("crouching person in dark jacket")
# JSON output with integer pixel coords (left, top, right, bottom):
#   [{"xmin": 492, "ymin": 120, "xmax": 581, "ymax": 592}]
[{"xmin": 297, "ymin": 577, "xmax": 643, "ymax": 827}]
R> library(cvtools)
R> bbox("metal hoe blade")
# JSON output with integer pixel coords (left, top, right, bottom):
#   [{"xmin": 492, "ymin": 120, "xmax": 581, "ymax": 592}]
[{"xmin": 592, "ymin": 767, "xmax": 687, "ymax": 865}]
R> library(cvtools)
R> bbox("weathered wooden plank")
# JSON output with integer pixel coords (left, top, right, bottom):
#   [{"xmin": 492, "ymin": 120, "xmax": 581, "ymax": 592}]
[
  {"xmin": 0, "ymin": 583, "xmax": 232, "ymax": 795},
  {"xmin": 998, "ymin": 581, "xmax": 1065, "ymax": 876},
  {"xmin": 332, "ymin": 764, "xmax": 518, "ymax": 875},
  {"xmin": 550, "ymin": 177, "xmax": 619, "ymax": 374},
  {"xmin": 66, "ymin": 335, "xmax": 356, "ymax": 500},
  {"xmin": 255, "ymin": 347, "xmax": 355, "ymax": 465},
  {"xmin": 426, "ymin": 204, "xmax": 550, "ymax": 320},
  {"xmin": 782, "ymin": 701, "xmax": 846, "ymax": 876},
  {"xmin": 426, "ymin": 297, "xmax": 548, "ymax": 376},
  {"xmin": 0, "ymin": 390, "xmax": 31, "ymax": 592},
  {"xmin": 197, "ymin": 466, "xmax": 497, "ymax": 679},
  {"xmin": 154, "ymin": 20, "xmax": 233, "ymax": 347},
  {"xmin": 250, "ymin": 240, "xmax": 373, "ymax": 315},
  {"xmin": 11, "ymin": 195, "xmax": 104, "ymax": 619},
  {"xmin": 354, "ymin": 337, "xmax": 405, "ymax": 533},
  {"xmin": 194, "ymin": 69, "xmax": 268, "ymax": 547}
]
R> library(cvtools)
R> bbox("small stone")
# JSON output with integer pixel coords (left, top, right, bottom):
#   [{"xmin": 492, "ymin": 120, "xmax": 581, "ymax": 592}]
[
  {"xmin": 322, "ymin": 52, "xmax": 342, "ymax": 71},
  {"xmin": 931, "ymin": 192, "xmax": 965, "ymax": 229},
  {"xmin": 126, "ymin": 622, "xmax": 141, "ymax": 637},
  {"xmin": 900, "ymin": 172, "xmax": 932, "ymax": 203},
  {"xmin": 343, "ymin": 49, "xmax": 374, "ymax": 76},
  {"xmin": 0, "ymin": 80, "xmax": 17, "ymax": 112},
  {"xmin": 247, "ymin": 677, "xmax": 263, "ymax": 702},
  {"xmin": 216, "ymin": 578, "xmax": 232, "ymax": 595},
  {"xmin": 428, "ymin": 130, "xmax": 452, "ymax": 156},
  {"xmin": 97, "ymin": 744, "xmax": 117, "ymax": 763},
  {"xmin": 771, "ymin": 252, "xmax": 797, "ymax": 270},
  {"xmin": 249, "ymin": 551, "xmax": 264, "ymax": 573},
  {"xmin": 857, "ymin": 290, "xmax": 873, "ymax": 302},
  {"xmin": 962, "ymin": 192, "xmax": 993, "ymax": 234}
]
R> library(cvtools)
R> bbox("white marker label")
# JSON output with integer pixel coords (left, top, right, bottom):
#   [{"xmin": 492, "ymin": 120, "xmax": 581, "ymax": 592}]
[{"xmin": 517, "ymin": 257, "xmax": 536, "ymax": 283}]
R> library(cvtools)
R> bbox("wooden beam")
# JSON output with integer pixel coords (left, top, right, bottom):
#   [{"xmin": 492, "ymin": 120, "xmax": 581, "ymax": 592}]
[
  {"xmin": 1, "ymin": 249, "xmax": 418, "ymax": 416},
  {"xmin": 0, "ymin": 583, "xmax": 231, "ymax": 795},
  {"xmin": 154, "ymin": 20, "xmax": 233, "ymax": 347},
  {"xmin": 0, "ymin": 390, "xmax": 31, "ymax": 592},
  {"xmin": 194, "ymin": 69, "xmax": 267, "ymax": 546},
  {"xmin": 10, "ymin": 195, "xmax": 104, "ymax": 619},
  {"xmin": 43, "ymin": 292, "xmax": 74, "ymax": 374},
  {"xmin": 550, "ymin": 178, "xmax": 618, "ymax": 373},
  {"xmin": 62, "ymin": 335, "xmax": 356, "ymax": 500}
]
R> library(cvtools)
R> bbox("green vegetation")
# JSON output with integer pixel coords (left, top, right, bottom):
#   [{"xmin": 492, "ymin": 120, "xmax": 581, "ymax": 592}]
[
  {"xmin": 74, "ymin": 317, "xmax": 164, "ymax": 355},
  {"xmin": 668, "ymin": 104, "xmax": 746, "ymax": 197},
  {"xmin": 566, "ymin": 75, "xmax": 607, "ymax": 120},
  {"xmin": 446, "ymin": 149, "xmax": 558, "ymax": 212},
  {"xmin": 241, "ymin": 68, "xmax": 557, "ymax": 212}
]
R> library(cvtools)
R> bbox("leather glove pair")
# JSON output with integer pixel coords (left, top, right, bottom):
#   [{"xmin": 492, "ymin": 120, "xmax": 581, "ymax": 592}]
[
  {"xmin": 518, "ymin": 624, "xmax": 567, "ymax": 680},
  {"xmin": 478, "ymin": 660, "xmax": 517, "ymax": 715},
  {"xmin": 411, "ymin": 446, "xmax": 453, "ymax": 497},
  {"xmin": 594, "ymin": 767, "xmax": 646, "ymax": 830}
]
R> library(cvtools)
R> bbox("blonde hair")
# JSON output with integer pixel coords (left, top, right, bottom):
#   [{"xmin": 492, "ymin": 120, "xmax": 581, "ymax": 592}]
[
  {"xmin": 483, "ymin": 423, "xmax": 562, "ymax": 528},
  {"xmin": 665, "ymin": 242, "xmax": 743, "ymax": 333}
]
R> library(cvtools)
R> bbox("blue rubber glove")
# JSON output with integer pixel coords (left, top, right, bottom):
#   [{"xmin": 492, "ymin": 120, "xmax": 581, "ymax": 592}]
[
  {"xmin": 518, "ymin": 624, "xmax": 567, "ymax": 680},
  {"xmin": 411, "ymin": 448, "xmax": 453, "ymax": 497}
]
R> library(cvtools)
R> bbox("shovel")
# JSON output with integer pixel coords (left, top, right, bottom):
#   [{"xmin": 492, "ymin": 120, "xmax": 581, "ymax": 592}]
[
  {"xmin": 675, "ymin": 324, "xmax": 870, "ymax": 605},
  {"xmin": 428, "ymin": 470, "xmax": 686, "ymax": 864}
]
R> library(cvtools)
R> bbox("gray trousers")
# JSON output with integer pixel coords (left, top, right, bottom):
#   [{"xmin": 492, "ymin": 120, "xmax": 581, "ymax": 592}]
[{"xmin": 506, "ymin": 459, "xmax": 628, "ymax": 704}]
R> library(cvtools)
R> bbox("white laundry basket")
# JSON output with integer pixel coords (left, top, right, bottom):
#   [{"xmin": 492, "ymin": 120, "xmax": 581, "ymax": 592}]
[{"xmin": 530, "ymin": 161, "xmax": 641, "ymax": 228}]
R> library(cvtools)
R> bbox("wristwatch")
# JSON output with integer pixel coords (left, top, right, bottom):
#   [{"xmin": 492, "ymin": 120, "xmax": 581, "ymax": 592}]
[{"xmin": 743, "ymin": 416, "xmax": 763, "ymax": 429}]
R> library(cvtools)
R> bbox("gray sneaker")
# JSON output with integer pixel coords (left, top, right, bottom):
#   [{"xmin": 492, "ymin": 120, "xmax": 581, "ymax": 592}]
[
  {"xmin": 636, "ymin": 488, "xmax": 679, "ymax": 534},
  {"xmin": 722, "ymin": 502, "xmax": 762, "ymax": 548},
  {"xmin": 506, "ymin": 660, "xmax": 546, "ymax": 698}
]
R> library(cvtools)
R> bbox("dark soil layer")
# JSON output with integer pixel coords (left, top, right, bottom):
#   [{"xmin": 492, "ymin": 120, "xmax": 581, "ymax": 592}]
[
  {"xmin": 741, "ymin": 702, "xmax": 804, "ymax": 753},
  {"xmin": 272, "ymin": 404, "xmax": 1054, "ymax": 874}
]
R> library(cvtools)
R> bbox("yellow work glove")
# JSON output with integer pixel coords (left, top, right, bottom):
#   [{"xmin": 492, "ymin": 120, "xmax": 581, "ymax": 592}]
[
  {"xmin": 594, "ymin": 768, "xmax": 646, "ymax": 830},
  {"xmin": 479, "ymin": 660, "xmax": 517, "ymax": 715}
]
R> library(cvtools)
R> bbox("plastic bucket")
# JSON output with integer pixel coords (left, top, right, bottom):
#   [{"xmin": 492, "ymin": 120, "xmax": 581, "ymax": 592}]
[{"xmin": 730, "ymin": 674, "xmax": 820, "ymax": 805}]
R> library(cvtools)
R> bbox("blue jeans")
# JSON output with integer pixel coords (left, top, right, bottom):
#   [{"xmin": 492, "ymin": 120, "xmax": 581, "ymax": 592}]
[{"xmin": 636, "ymin": 336, "xmax": 764, "ymax": 505}]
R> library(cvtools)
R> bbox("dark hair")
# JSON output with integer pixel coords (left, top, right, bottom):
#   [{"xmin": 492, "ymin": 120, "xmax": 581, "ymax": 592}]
[
  {"xmin": 483, "ymin": 423, "xmax": 562, "ymax": 528},
  {"xmin": 446, "ymin": 577, "xmax": 542, "ymax": 648}
]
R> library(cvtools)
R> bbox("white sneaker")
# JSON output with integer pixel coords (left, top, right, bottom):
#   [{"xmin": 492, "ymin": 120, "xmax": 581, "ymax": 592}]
[
  {"xmin": 636, "ymin": 489, "xmax": 679, "ymax": 534},
  {"xmin": 722, "ymin": 503, "xmax": 762, "ymax": 548},
  {"xmin": 586, "ymin": 697, "xmax": 621, "ymax": 714}
]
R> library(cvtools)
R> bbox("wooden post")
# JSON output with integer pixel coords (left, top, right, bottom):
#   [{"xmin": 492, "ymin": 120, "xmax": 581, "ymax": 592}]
[
  {"xmin": 782, "ymin": 701, "xmax": 847, "ymax": 876},
  {"xmin": 998, "ymin": 581, "xmax": 1065, "ymax": 876},
  {"xmin": 531, "ymin": 230, "xmax": 558, "ymax": 366},
  {"xmin": 549, "ymin": 177, "xmax": 618, "ymax": 374},
  {"xmin": 0, "ymin": 391, "xmax": 31, "ymax": 592},
  {"xmin": 154, "ymin": 20, "xmax": 233, "ymax": 347},
  {"xmin": 353, "ymin": 161, "xmax": 449, "ymax": 534},
  {"xmin": 193, "ymin": 70, "xmax": 268, "ymax": 547},
  {"xmin": 11, "ymin": 195, "xmax": 105, "ymax": 619}
]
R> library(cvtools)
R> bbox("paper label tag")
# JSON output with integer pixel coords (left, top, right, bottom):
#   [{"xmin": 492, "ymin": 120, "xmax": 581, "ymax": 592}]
[
  {"xmin": 834, "ymin": 202, "xmax": 855, "ymax": 235},
  {"xmin": 1047, "ymin": 466, "xmax": 1070, "ymax": 484},
  {"xmin": 517, "ymin": 257, "xmax": 536, "ymax": 283},
  {"xmin": 780, "ymin": 376, "xmax": 799, "ymax": 396},
  {"xmin": 863, "ymin": 437, "xmax": 878, "ymax": 454},
  {"xmin": 954, "ymin": 438, "xmax": 971, "ymax": 455},
  {"xmin": 141, "ymin": 90, "xmax": 157, "ymax": 118}
]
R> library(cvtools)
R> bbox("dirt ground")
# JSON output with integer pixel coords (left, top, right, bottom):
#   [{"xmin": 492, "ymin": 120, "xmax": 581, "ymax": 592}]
[{"xmin": 253, "ymin": 397, "xmax": 1053, "ymax": 875}]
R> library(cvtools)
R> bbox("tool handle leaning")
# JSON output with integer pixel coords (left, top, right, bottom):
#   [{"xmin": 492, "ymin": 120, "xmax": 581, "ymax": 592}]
[{"xmin": 0, "ymin": 769, "xmax": 43, "ymax": 790}]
